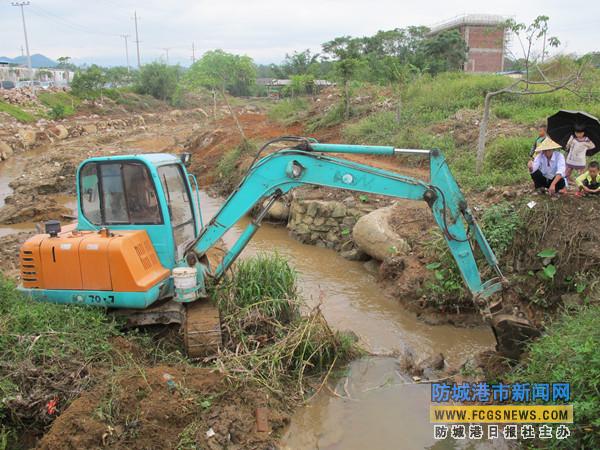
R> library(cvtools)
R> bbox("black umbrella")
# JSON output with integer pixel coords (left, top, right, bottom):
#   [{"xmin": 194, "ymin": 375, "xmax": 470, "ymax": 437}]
[{"xmin": 547, "ymin": 110, "xmax": 600, "ymax": 156}]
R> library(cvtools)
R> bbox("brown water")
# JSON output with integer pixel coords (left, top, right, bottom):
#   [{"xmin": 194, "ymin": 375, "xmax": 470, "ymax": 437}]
[{"xmin": 199, "ymin": 192, "xmax": 497, "ymax": 450}]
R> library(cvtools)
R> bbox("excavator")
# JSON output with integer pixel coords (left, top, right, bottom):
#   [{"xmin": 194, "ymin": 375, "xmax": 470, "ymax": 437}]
[{"xmin": 18, "ymin": 137, "xmax": 538, "ymax": 359}]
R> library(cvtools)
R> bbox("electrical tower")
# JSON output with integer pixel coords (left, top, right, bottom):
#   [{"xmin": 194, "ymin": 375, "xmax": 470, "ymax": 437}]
[
  {"xmin": 120, "ymin": 34, "xmax": 131, "ymax": 72},
  {"xmin": 162, "ymin": 47, "xmax": 171, "ymax": 64},
  {"xmin": 133, "ymin": 11, "xmax": 141, "ymax": 68},
  {"xmin": 12, "ymin": 2, "xmax": 33, "ymax": 85}
]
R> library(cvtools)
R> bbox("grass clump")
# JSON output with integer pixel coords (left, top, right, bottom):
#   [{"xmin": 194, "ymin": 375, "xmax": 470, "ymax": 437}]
[
  {"xmin": 306, "ymin": 102, "xmax": 346, "ymax": 132},
  {"xmin": 0, "ymin": 276, "xmax": 121, "ymax": 443},
  {"xmin": 37, "ymin": 91, "xmax": 79, "ymax": 118},
  {"xmin": 268, "ymin": 98, "xmax": 309, "ymax": 125},
  {"xmin": 0, "ymin": 101, "xmax": 36, "ymax": 123},
  {"xmin": 215, "ymin": 141, "xmax": 256, "ymax": 193},
  {"xmin": 215, "ymin": 254, "xmax": 360, "ymax": 396},
  {"xmin": 509, "ymin": 305, "xmax": 600, "ymax": 448}
]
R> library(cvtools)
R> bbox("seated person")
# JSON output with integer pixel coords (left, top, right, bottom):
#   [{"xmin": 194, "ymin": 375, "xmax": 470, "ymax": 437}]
[
  {"xmin": 575, "ymin": 160, "xmax": 600, "ymax": 196},
  {"xmin": 527, "ymin": 137, "xmax": 566, "ymax": 195}
]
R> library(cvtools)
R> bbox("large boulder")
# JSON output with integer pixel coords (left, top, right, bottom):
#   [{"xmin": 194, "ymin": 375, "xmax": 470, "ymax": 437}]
[
  {"xmin": 48, "ymin": 125, "xmax": 69, "ymax": 140},
  {"xmin": 18, "ymin": 128, "xmax": 37, "ymax": 147},
  {"xmin": 0, "ymin": 141, "xmax": 13, "ymax": 160},
  {"xmin": 352, "ymin": 205, "xmax": 410, "ymax": 261},
  {"xmin": 264, "ymin": 199, "xmax": 290, "ymax": 222}
]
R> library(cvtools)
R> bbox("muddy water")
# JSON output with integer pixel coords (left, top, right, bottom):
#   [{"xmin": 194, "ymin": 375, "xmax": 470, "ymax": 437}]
[{"xmin": 199, "ymin": 192, "xmax": 496, "ymax": 449}]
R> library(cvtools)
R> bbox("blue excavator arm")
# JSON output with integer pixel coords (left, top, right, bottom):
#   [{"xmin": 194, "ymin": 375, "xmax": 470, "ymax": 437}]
[
  {"xmin": 185, "ymin": 138, "xmax": 540, "ymax": 358},
  {"xmin": 187, "ymin": 140, "xmax": 502, "ymax": 301}
]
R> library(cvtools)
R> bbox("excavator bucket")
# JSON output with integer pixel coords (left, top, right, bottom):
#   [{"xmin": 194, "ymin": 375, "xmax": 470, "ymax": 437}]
[{"xmin": 490, "ymin": 315, "xmax": 541, "ymax": 360}]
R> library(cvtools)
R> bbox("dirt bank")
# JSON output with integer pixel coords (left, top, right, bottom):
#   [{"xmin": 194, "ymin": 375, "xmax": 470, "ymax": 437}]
[{"xmin": 38, "ymin": 365, "xmax": 287, "ymax": 450}]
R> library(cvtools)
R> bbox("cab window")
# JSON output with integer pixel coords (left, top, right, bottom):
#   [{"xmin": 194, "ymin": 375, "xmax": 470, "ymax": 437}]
[
  {"xmin": 80, "ymin": 161, "xmax": 162, "ymax": 225},
  {"xmin": 157, "ymin": 165, "xmax": 195, "ymax": 249}
]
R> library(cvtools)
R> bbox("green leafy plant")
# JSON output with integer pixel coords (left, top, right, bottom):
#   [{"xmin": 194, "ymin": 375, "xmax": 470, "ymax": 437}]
[
  {"xmin": 48, "ymin": 104, "xmax": 66, "ymax": 120},
  {"xmin": 510, "ymin": 305, "xmax": 600, "ymax": 449}
]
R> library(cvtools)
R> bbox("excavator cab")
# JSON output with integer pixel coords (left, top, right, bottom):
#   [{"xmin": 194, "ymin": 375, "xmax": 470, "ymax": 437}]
[{"xmin": 19, "ymin": 154, "xmax": 203, "ymax": 310}]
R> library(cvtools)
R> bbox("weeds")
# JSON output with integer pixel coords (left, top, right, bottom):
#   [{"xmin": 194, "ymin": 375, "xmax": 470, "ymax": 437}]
[
  {"xmin": 214, "ymin": 254, "xmax": 360, "ymax": 397},
  {"xmin": 0, "ymin": 276, "xmax": 120, "ymax": 442},
  {"xmin": 480, "ymin": 202, "xmax": 522, "ymax": 257},
  {"xmin": 215, "ymin": 141, "xmax": 256, "ymax": 192},
  {"xmin": 510, "ymin": 305, "xmax": 600, "ymax": 449},
  {"xmin": 267, "ymin": 98, "xmax": 309, "ymax": 125},
  {"xmin": 37, "ymin": 92, "xmax": 79, "ymax": 118}
]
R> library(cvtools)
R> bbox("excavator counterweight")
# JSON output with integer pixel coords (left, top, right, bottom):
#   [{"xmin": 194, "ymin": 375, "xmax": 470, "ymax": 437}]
[{"xmin": 18, "ymin": 137, "xmax": 538, "ymax": 358}]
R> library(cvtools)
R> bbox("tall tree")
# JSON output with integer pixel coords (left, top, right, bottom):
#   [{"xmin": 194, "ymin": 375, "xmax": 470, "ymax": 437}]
[
  {"xmin": 185, "ymin": 50, "xmax": 257, "ymax": 140},
  {"xmin": 135, "ymin": 62, "xmax": 180, "ymax": 102},
  {"xmin": 322, "ymin": 36, "xmax": 364, "ymax": 119},
  {"xmin": 421, "ymin": 30, "xmax": 468, "ymax": 74}
]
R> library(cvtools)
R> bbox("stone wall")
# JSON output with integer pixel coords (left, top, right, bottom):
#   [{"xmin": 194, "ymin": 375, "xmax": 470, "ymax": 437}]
[{"xmin": 287, "ymin": 196, "xmax": 376, "ymax": 254}]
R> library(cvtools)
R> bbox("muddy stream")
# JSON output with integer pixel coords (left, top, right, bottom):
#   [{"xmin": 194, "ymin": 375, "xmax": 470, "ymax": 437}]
[{"xmin": 0, "ymin": 151, "xmax": 496, "ymax": 449}]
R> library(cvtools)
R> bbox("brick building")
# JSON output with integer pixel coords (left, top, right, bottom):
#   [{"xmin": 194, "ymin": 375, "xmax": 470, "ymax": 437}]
[{"xmin": 428, "ymin": 14, "xmax": 509, "ymax": 73}]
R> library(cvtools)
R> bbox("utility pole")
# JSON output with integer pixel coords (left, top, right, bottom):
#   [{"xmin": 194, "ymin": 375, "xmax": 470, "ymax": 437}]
[
  {"xmin": 12, "ymin": 2, "xmax": 33, "ymax": 86},
  {"xmin": 133, "ymin": 11, "xmax": 141, "ymax": 68},
  {"xmin": 120, "ymin": 34, "xmax": 131, "ymax": 72},
  {"xmin": 20, "ymin": 45, "xmax": 24, "ymax": 57},
  {"xmin": 191, "ymin": 42, "xmax": 196, "ymax": 64},
  {"xmin": 162, "ymin": 47, "xmax": 171, "ymax": 64}
]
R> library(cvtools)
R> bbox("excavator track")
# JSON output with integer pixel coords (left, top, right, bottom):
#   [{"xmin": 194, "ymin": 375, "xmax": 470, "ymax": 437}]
[
  {"xmin": 184, "ymin": 300, "xmax": 222, "ymax": 358},
  {"xmin": 183, "ymin": 242, "xmax": 226, "ymax": 358}
]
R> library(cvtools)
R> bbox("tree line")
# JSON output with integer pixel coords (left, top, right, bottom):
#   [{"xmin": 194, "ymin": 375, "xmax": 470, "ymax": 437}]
[{"xmin": 67, "ymin": 25, "xmax": 469, "ymax": 104}]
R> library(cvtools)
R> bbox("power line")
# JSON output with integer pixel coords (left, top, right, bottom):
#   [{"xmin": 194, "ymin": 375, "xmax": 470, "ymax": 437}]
[
  {"xmin": 28, "ymin": 4, "xmax": 120, "ymax": 38},
  {"xmin": 11, "ymin": 2, "xmax": 33, "ymax": 85}
]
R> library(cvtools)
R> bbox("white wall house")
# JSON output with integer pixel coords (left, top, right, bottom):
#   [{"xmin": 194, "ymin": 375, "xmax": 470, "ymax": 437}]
[{"xmin": 0, "ymin": 65, "xmax": 75, "ymax": 86}]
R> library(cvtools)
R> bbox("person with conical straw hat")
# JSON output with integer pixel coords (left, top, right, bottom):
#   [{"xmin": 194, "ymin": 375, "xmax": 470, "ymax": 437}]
[{"xmin": 527, "ymin": 137, "xmax": 567, "ymax": 195}]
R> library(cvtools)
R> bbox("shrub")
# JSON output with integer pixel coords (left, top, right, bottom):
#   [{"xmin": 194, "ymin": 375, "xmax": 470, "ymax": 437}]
[
  {"xmin": 135, "ymin": 62, "xmax": 181, "ymax": 102},
  {"xmin": 510, "ymin": 305, "xmax": 600, "ymax": 448}
]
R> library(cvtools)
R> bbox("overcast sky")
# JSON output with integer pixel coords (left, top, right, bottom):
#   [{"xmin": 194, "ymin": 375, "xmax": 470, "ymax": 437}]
[{"xmin": 0, "ymin": 0, "xmax": 598, "ymax": 67}]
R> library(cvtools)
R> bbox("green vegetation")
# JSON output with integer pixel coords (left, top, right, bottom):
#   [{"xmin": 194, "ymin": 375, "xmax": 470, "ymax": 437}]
[
  {"xmin": 0, "ymin": 276, "xmax": 120, "ymax": 445},
  {"xmin": 422, "ymin": 202, "xmax": 523, "ymax": 308},
  {"xmin": 38, "ymin": 91, "xmax": 80, "ymax": 118},
  {"xmin": 135, "ymin": 62, "xmax": 181, "ymax": 102},
  {"xmin": 218, "ymin": 253, "xmax": 299, "ymax": 322},
  {"xmin": 480, "ymin": 202, "xmax": 522, "ymax": 257},
  {"xmin": 0, "ymin": 101, "xmax": 35, "ymax": 123},
  {"xmin": 267, "ymin": 97, "xmax": 309, "ymax": 125},
  {"xmin": 185, "ymin": 50, "xmax": 256, "ymax": 97},
  {"xmin": 510, "ymin": 305, "xmax": 600, "ymax": 448},
  {"xmin": 71, "ymin": 64, "xmax": 107, "ymax": 99},
  {"xmin": 215, "ymin": 141, "xmax": 256, "ymax": 192},
  {"xmin": 216, "ymin": 254, "xmax": 360, "ymax": 396}
]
